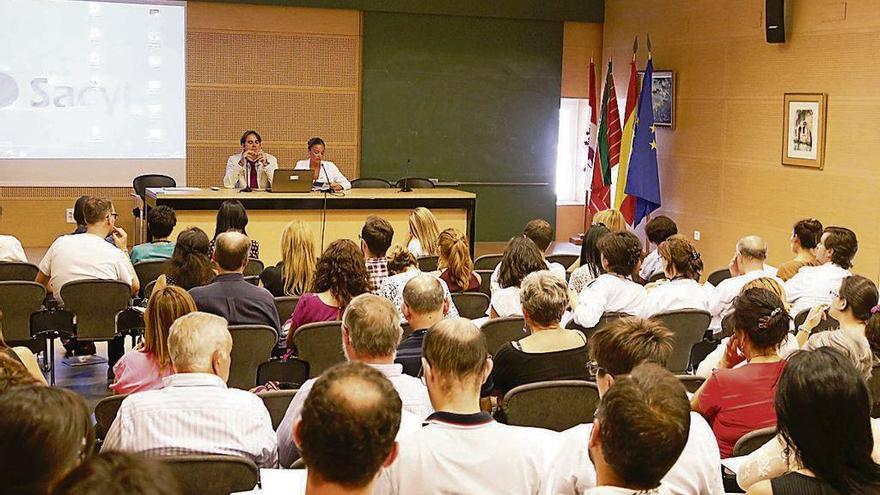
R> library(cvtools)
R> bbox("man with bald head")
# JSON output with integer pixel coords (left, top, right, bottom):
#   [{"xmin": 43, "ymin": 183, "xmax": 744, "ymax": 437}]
[
  {"xmin": 189, "ymin": 231, "xmax": 280, "ymax": 333},
  {"xmin": 395, "ymin": 274, "xmax": 448, "ymax": 377},
  {"xmin": 706, "ymin": 235, "xmax": 783, "ymax": 330},
  {"xmin": 373, "ymin": 318, "xmax": 563, "ymax": 494}
]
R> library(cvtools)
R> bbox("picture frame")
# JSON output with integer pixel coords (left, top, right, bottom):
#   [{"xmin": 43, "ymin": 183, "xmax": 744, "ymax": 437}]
[
  {"xmin": 782, "ymin": 93, "xmax": 826, "ymax": 169},
  {"xmin": 637, "ymin": 70, "xmax": 675, "ymax": 128}
]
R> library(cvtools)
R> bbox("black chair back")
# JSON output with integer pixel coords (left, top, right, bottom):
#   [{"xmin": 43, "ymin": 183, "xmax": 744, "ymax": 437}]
[
  {"xmin": 133, "ymin": 260, "xmax": 169, "ymax": 297},
  {"xmin": 94, "ymin": 394, "xmax": 127, "ymax": 439},
  {"xmin": 546, "ymin": 254, "xmax": 578, "ymax": 270},
  {"xmin": 451, "ymin": 292, "xmax": 490, "ymax": 319},
  {"xmin": 351, "ymin": 178, "xmax": 392, "ymax": 188},
  {"xmin": 793, "ymin": 308, "xmax": 839, "ymax": 333},
  {"xmin": 274, "ymin": 296, "xmax": 300, "ymax": 324},
  {"xmin": 0, "ymin": 262, "xmax": 39, "ymax": 281},
  {"xmin": 133, "ymin": 174, "xmax": 177, "ymax": 199},
  {"xmin": 651, "ymin": 309, "xmax": 712, "ymax": 373},
  {"xmin": 675, "ymin": 374, "xmax": 706, "ymax": 393},
  {"xmin": 59, "ymin": 280, "xmax": 131, "ymax": 341},
  {"xmin": 707, "ymin": 268, "xmax": 732, "ymax": 286},
  {"xmin": 258, "ymin": 389, "xmax": 299, "ymax": 429},
  {"xmin": 474, "ymin": 254, "xmax": 503, "ymax": 270},
  {"xmin": 0, "ymin": 281, "xmax": 46, "ymax": 348},
  {"xmin": 732, "ymin": 427, "xmax": 777, "ymax": 456},
  {"xmin": 481, "ymin": 316, "xmax": 527, "ymax": 355},
  {"xmin": 243, "ymin": 258, "xmax": 265, "ymax": 277},
  {"xmin": 228, "ymin": 325, "xmax": 277, "ymax": 389},
  {"xmin": 161, "ymin": 455, "xmax": 258, "ymax": 495},
  {"xmin": 502, "ymin": 380, "xmax": 600, "ymax": 431},
  {"xmin": 417, "ymin": 256, "xmax": 439, "ymax": 272},
  {"xmin": 565, "ymin": 312, "xmax": 632, "ymax": 342},
  {"xmin": 395, "ymin": 177, "xmax": 434, "ymax": 189},
  {"xmin": 476, "ymin": 269, "xmax": 494, "ymax": 296},
  {"xmin": 292, "ymin": 321, "xmax": 345, "ymax": 378},
  {"xmin": 144, "ymin": 279, "xmax": 158, "ymax": 299},
  {"xmin": 869, "ymin": 364, "xmax": 880, "ymax": 418},
  {"xmin": 257, "ymin": 358, "xmax": 309, "ymax": 388}
]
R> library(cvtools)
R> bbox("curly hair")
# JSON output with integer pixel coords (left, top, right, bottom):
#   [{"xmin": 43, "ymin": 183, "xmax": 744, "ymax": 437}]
[
  {"xmin": 598, "ymin": 231, "xmax": 642, "ymax": 277},
  {"xmin": 312, "ymin": 239, "xmax": 370, "ymax": 309},
  {"xmin": 386, "ymin": 245, "xmax": 417, "ymax": 275},
  {"xmin": 167, "ymin": 227, "xmax": 214, "ymax": 291}
]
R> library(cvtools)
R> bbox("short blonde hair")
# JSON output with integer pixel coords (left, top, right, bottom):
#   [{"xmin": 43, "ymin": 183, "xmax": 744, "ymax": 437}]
[
  {"xmin": 592, "ymin": 209, "xmax": 628, "ymax": 233},
  {"xmin": 168, "ymin": 312, "xmax": 232, "ymax": 372},
  {"xmin": 520, "ymin": 271, "xmax": 568, "ymax": 326},
  {"xmin": 343, "ymin": 294, "xmax": 402, "ymax": 358}
]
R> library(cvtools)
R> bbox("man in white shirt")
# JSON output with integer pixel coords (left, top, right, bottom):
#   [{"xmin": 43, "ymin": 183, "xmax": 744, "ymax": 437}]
[
  {"xmin": 102, "ymin": 312, "xmax": 278, "ymax": 467},
  {"xmin": 36, "ymin": 197, "xmax": 139, "ymax": 305},
  {"xmin": 373, "ymin": 317, "xmax": 563, "ymax": 495},
  {"xmin": 223, "ymin": 130, "xmax": 278, "ymax": 189},
  {"xmin": 294, "ymin": 362, "xmax": 402, "ymax": 495},
  {"xmin": 551, "ymin": 317, "xmax": 724, "ymax": 495},
  {"xmin": 706, "ymin": 235, "xmax": 781, "ymax": 330},
  {"xmin": 276, "ymin": 293, "xmax": 432, "ymax": 468},
  {"xmin": 294, "ymin": 136, "xmax": 351, "ymax": 191},
  {"xmin": 785, "ymin": 226, "xmax": 857, "ymax": 316},
  {"xmin": 490, "ymin": 219, "xmax": 567, "ymax": 294},
  {"xmin": 0, "ymin": 205, "xmax": 27, "ymax": 263}
]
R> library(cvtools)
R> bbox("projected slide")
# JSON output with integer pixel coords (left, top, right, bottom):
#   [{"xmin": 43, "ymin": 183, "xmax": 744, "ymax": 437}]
[{"xmin": 0, "ymin": 0, "xmax": 185, "ymax": 186}]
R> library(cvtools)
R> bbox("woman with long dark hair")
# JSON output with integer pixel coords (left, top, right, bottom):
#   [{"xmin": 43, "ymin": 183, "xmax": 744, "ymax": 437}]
[
  {"xmin": 209, "ymin": 200, "xmax": 259, "ymax": 259},
  {"xmin": 568, "ymin": 224, "xmax": 610, "ymax": 294},
  {"xmin": 153, "ymin": 227, "xmax": 215, "ymax": 292}
]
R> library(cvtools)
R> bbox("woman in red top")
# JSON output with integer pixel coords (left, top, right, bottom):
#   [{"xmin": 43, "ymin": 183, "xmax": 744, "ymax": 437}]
[{"xmin": 692, "ymin": 286, "xmax": 790, "ymax": 458}]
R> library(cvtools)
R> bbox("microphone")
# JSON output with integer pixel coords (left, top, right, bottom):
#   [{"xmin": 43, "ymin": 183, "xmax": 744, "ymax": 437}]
[
  {"xmin": 316, "ymin": 162, "xmax": 332, "ymax": 192},
  {"xmin": 399, "ymin": 159, "xmax": 412, "ymax": 192}
]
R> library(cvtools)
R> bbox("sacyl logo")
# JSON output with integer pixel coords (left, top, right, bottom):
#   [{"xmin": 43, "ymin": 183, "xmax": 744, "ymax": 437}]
[
  {"xmin": 30, "ymin": 78, "xmax": 130, "ymax": 116},
  {"xmin": 0, "ymin": 73, "xmax": 19, "ymax": 108}
]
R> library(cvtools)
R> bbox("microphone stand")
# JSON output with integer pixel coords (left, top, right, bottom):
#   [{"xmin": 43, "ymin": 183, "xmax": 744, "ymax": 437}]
[{"xmin": 399, "ymin": 159, "xmax": 412, "ymax": 192}]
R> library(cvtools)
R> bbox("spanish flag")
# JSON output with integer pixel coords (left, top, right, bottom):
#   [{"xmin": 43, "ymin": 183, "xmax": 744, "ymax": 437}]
[{"xmin": 614, "ymin": 38, "xmax": 639, "ymax": 225}]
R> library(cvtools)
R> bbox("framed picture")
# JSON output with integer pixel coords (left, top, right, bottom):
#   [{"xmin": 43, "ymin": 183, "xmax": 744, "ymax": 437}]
[
  {"xmin": 782, "ymin": 93, "xmax": 827, "ymax": 169},
  {"xmin": 638, "ymin": 70, "xmax": 675, "ymax": 127}
]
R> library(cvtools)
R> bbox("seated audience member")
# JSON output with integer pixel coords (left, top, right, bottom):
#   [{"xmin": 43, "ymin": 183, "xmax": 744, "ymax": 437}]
[
  {"xmin": 641, "ymin": 234, "xmax": 709, "ymax": 317},
  {"xmin": 373, "ymin": 318, "xmax": 563, "ymax": 495},
  {"xmin": 490, "ymin": 219, "xmax": 566, "ymax": 294},
  {"xmin": 153, "ymin": 227, "xmax": 215, "ymax": 292},
  {"xmin": 692, "ymin": 287, "xmax": 790, "ymax": 458},
  {"xmin": 69, "ymin": 195, "xmax": 114, "ymax": 244},
  {"xmin": 208, "ymin": 200, "xmax": 259, "ymax": 259},
  {"xmin": 189, "ymin": 232, "xmax": 280, "ymax": 333},
  {"xmin": 224, "ymin": 129, "xmax": 278, "ymax": 190},
  {"xmin": 361, "ymin": 215, "xmax": 394, "ymax": 293},
  {"xmin": 592, "ymin": 208, "xmax": 629, "ymax": 233},
  {"xmin": 0, "ymin": 205, "xmax": 26, "ymax": 262},
  {"xmin": 742, "ymin": 348, "xmax": 880, "ymax": 495},
  {"xmin": 294, "ymin": 362, "xmax": 402, "ymax": 495},
  {"xmin": 552, "ymin": 317, "xmax": 723, "ymax": 495},
  {"xmin": 260, "ymin": 220, "xmax": 317, "ymax": 297},
  {"xmin": 37, "ymin": 197, "xmax": 139, "ymax": 304},
  {"xmin": 786, "ymin": 226, "xmax": 858, "ymax": 315},
  {"xmin": 489, "ymin": 236, "xmax": 547, "ymax": 319},
  {"xmin": 103, "ymin": 312, "xmax": 277, "ymax": 467},
  {"xmin": 294, "ymin": 137, "xmax": 351, "ymax": 191},
  {"xmin": 110, "ymin": 286, "xmax": 196, "ymax": 394},
  {"xmin": 490, "ymin": 271, "xmax": 588, "ymax": 397},
  {"xmin": 437, "ymin": 228, "xmax": 480, "ymax": 292},
  {"xmin": 277, "ymin": 294, "xmax": 432, "ymax": 468},
  {"xmin": 129, "ymin": 205, "xmax": 177, "ymax": 264},
  {"xmin": 0, "ymin": 353, "xmax": 42, "ymax": 393},
  {"xmin": 378, "ymin": 246, "xmax": 458, "ymax": 320},
  {"xmin": 573, "ymin": 231, "xmax": 646, "ymax": 328},
  {"xmin": 707, "ymin": 235, "xmax": 782, "ymax": 330},
  {"xmin": 569, "ymin": 224, "xmax": 611, "ymax": 294},
  {"xmin": 640, "ymin": 215, "xmax": 678, "ymax": 281},
  {"xmin": 0, "ymin": 312, "xmax": 47, "ymax": 384},
  {"xmin": 51, "ymin": 451, "xmax": 182, "ymax": 495},
  {"xmin": 396, "ymin": 275, "xmax": 449, "ymax": 377},
  {"xmin": 0, "ymin": 386, "xmax": 95, "ymax": 494},
  {"xmin": 776, "ymin": 218, "xmax": 823, "ymax": 281},
  {"xmin": 284, "ymin": 239, "xmax": 369, "ymax": 348},
  {"xmin": 586, "ymin": 364, "xmax": 693, "ymax": 495},
  {"xmin": 406, "ymin": 207, "xmax": 440, "ymax": 257}
]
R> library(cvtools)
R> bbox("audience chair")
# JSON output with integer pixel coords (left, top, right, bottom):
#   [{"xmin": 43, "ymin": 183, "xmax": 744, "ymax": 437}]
[
  {"xmin": 394, "ymin": 177, "xmax": 435, "ymax": 189},
  {"xmin": 351, "ymin": 178, "xmax": 392, "ymax": 188},
  {"xmin": 257, "ymin": 389, "xmax": 299, "ymax": 430},
  {"xmin": 243, "ymin": 275, "xmax": 260, "ymax": 286},
  {"xmin": 451, "ymin": 292, "xmax": 490, "ymax": 319},
  {"xmin": 546, "ymin": 254, "xmax": 578, "ymax": 270},
  {"xmin": 565, "ymin": 312, "xmax": 632, "ymax": 343},
  {"xmin": 651, "ymin": 309, "xmax": 712, "ymax": 373},
  {"xmin": 0, "ymin": 261, "xmax": 39, "ymax": 281},
  {"xmin": 476, "ymin": 269, "xmax": 494, "ymax": 296},
  {"xmin": 707, "ymin": 268, "xmax": 732, "ymax": 286},
  {"xmin": 417, "ymin": 255, "xmax": 439, "ymax": 272},
  {"xmin": 647, "ymin": 271, "xmax": 667, "ymax": 284},
  {"xmin": 243, "ymin": 258, "xmax": 265, "ymax": 278},
  {"xmin": 501, "ymin": 380, "xmax": 600, "ymax": 431},
  {"xmin": 732, "ymin": 426, "xmax": 777, "ymax": 457},
  {"xmin": 675, "ymin": 374, "xmax": 706, "ymax": 394},
  {"xmin": 869, "ymin": 364, "xmax": 880, "ymax": 418},
  {"xmin": 474, "ymin": 254, "xmax": 503, "ymax": 271},
  {"xmin": 228, "ymin": 325, "xmax": 277, "ymax": 390},
  {"xmin": 131, "ymin": 174, "xmax": 176, "ymax": 244},
  {"xmin": 116, "ymin": 307, "xmax": 146, "ymax": 348},
  {"xmin": 29, "ymin": 308, "xmax": 74, "ymax": 384},
  {"xmin": 292, "ymin": 321, "xmax": 345, "ymax": 379},
  {"xmin": 60, "ymin": 280, "xmax": 131, "ymax": 346},
  {"xmin": 0, "ymin": 281, "xmax": 47, "ymax": 356},
  {"xmin": 144, "ymin": 279, "xmax": 157, "ymax": 299},
  {"xmin": 257, "ymin": 357, "xmax": 309, "ymax": 388},
  {"xmin": 133, "ymin": 260, "xmax": 169, "ymax": 298},
  {"xmin": 274, "ymin": 296, "xmax": 300, "ymax": 325},
  {"xmin": 719, "ymin": 313, "xmax": 735, "ymax": 339},
  {"xmin": 793, "ymin": 309, "xmax": 839, "ymax": 333},
  {"xmin": 94, "ymin": 394, "xmax": 127, "ymax": 440},
  {"xmin": 481, "ymin": 317, "xmax": 527, "ymax": 355},
  {"xmin": 161, "ymin": 455, "xmax": 258, "ymax": 495}
]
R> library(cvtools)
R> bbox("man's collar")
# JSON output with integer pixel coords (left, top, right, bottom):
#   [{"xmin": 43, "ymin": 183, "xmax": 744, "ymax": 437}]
[
  {"xmin": 367, "ymin": 362, "xmax": 403, "ymax": 378},
  {"xmin": 424, "ymin": 411, "xmax": 493, "ymax": 427},
  {"xmin": 215, "ymin": 272, "xmax": 245, "ymax": 281},
  {"xmin": 162, "ymin": 373, "xmax": 226, "ymax": 389}
]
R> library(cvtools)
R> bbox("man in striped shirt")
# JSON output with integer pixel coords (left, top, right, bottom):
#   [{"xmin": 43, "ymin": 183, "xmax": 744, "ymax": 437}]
[{"xmin": 102, "ymin": 312, "xmax": 277, "ymax": 467}]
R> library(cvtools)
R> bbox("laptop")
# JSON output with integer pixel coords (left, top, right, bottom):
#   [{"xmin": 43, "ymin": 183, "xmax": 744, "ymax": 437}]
[{"xmin": 270, "ymin": 169, "xmax": 313, "ymax": 193}]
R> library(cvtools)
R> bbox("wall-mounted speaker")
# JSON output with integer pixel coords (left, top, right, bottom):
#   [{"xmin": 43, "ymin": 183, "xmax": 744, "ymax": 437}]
[{"xmin": 766, "ymin": 0, "xmax": 786, "ymax": 43}]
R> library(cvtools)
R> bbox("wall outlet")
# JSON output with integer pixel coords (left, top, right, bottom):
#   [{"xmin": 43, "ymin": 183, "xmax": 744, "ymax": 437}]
[
  {"xmin": 693, "ymin": 230, "xmax": 701, "ymax": 241},
  {"xmin": 66, "ymin": 208, "xmax": 75, "ymax": 223}
]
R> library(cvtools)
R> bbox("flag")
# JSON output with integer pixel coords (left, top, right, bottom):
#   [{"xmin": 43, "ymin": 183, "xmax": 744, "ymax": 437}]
[
  {"xmin": 583, "ymin": 58, "xmax": 599, "ymax": 231},
  {"xmin": 624, "ymin": 54, "xmax": 662, "ymax": 226},
  {"xmin": 614, "ymin": 39, "xmax": 639, "ymax": 224},
  {"xmin": 589, "ymin": 60, "xmax": 621, "ymax": 220}
]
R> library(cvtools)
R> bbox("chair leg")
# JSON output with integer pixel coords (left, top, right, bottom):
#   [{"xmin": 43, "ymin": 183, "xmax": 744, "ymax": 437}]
[{"xmin": 47, "ymin": 337, "xmax": 56, "ymax": 386}]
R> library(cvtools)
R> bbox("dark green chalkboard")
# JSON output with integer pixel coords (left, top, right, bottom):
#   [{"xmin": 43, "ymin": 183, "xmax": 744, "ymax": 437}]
[{"xmin": 361, "ymin": 12, "xmax": 562, "ymax": 241}]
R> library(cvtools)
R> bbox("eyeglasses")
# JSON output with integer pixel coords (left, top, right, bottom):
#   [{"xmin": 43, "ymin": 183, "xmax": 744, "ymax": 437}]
[
  {"xmin": 829, "ymin": 288, "xmax": 840, "ymax": 299},
  {"xmin": 586, "ymin": 361, "xmax": 606, "ymax": 380},
  {"xmin": 108, "ymin": 212, "xmax": 119, "ymax": 220}
]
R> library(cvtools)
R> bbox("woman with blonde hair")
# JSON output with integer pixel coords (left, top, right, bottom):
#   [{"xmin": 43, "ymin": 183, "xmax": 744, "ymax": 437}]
[
  {"xmin": 406, "ymin": 207, "xmax": 440, "ymax": 257},
  {"xmin": 437, "ymin": 228, "xmax": 480, "ymax": 292},
  {"xmin": 592, "ymin": 209, "xmax": 628, "ymax": 233},
  {"xmin": 260, "ymin": 220, "xmax": 317, "ymax": 297},
  {"xmin": 110, "ymin": 286, "xmax": 196, "ymax": 394}
]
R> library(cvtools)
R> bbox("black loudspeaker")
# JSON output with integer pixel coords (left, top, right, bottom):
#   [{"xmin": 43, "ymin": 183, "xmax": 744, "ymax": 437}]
[{"xmin": 766, "ymin": 0, "xmax": 786, "ymax": 43}]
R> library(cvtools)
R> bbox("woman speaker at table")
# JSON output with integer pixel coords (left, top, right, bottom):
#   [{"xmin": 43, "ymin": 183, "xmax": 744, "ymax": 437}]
[{"xmin": 294, "ymin": 137, "xmax": 351, "ymax": 191}]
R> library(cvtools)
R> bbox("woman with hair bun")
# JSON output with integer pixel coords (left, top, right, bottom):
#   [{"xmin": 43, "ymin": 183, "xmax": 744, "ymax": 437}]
[{"xmin": 641, "ymin": 234, "xmax": 709, "ymax": 317}]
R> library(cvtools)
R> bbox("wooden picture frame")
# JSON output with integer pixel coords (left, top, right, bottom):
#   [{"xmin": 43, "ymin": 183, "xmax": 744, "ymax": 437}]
[{"xmin": 782, "ymin": 93, "xmax": 826, "ymax": 169}]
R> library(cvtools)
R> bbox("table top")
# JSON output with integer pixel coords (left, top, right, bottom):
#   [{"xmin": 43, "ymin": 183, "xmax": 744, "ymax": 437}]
[{"xmin": 146, "ymin": 187, "xmax": 475, "ymax": 201}]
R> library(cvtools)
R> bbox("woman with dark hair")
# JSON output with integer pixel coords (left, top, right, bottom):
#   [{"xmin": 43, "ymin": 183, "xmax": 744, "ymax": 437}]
[
  {"xmin": 777, "ymin": 218, "xmax": 823, "ymax": 282},
  {"xmin": 153, "ymin": 227, "xmax": 215, "ymax": 292},
  {"xmin": 293, "ymin": 136, "xmax": 351, "ymax": 191},
  {"xmin": 742, "ymin": 348, "xmax": 880, "ymax": 494},
  {"xmin": 284, "ymin": 239, "xmax": 369, "ymax": 348},
  {"xmin": 488, "ymin": 236, "xmax": 547, "ymax": 319},
  {"xmin": 572, "ymin": 231, "xmax": 646, "ymax": 328},
  {"xmin": 641, "ymin": 234, "xmax": 709, "ymax": 317},
  {"xmin": 692, "ymin": 287, "xmax": 790, "ymax": 458},
  {"xmin": 208, "ymin": 200, "xmax": 259, "ymax": 259},
  {"xmin": 568, "ymin": 224, "xmax": 611, "ymax": 294}
]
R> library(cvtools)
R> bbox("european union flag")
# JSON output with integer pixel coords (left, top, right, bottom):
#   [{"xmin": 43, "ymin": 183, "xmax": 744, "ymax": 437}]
[{"xmin": 624, "ymin": 57, "xmax": 661, "ymax": 227}]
